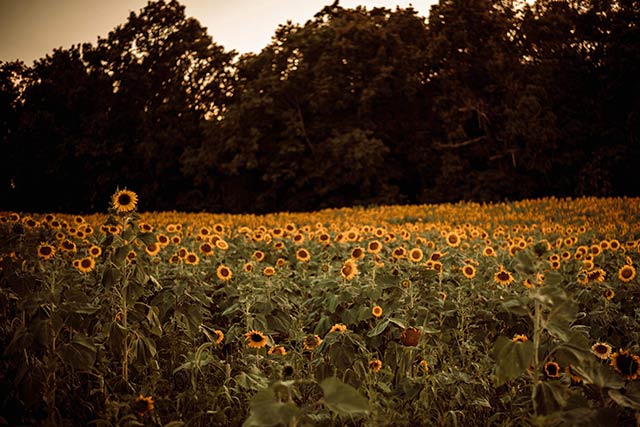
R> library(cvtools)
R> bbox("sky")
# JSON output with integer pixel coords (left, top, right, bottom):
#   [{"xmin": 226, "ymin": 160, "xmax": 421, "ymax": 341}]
[{"xmin": 0, "ymin": 0, "xmax": 439, "ymax": 64}]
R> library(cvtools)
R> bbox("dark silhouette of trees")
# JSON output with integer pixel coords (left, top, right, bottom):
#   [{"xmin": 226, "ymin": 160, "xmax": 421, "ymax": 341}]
[{"xmin": 1, "ymin": 0, "xmax": 638, "ymax": 213}]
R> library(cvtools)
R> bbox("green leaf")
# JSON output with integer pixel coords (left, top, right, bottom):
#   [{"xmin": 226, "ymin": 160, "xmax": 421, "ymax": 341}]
[
  {"xmin": 367, "ymin": 318, "xmax": 390, "ymax": 337},
  {"xmin": 608, "ymin": 383, "xmax": 640, "ymax": 410},
  {"xmin": 242, "ymin": 388, "xmax": 300, "ymax": 427},
  {"xmin": 573, "ymin": 362, "xmax": 625, "ymax": 390},
  {"xmin": 501, "ymin": 297, "xmax": 530, "ymax": 316},
  {"xmin": 320, "ymin": 377, "xmax": 369, "ymax": 416},
  {"xmin": 494, "ymin": 336, "xmax": 534, "ymax": 384},
  {"xmin": 101, "ymin": 266, "xmax": 121, "ymax": 290},
  {"xmin": 146, "ymin": 305, "xmax": 163, "ymax": 336},
  {"xmin": 533, "ymin": 381, "xmax": 567, "ymax": 415},
  {"xmin": 138, "ymin": 232, "xmax": 157, "ymax": 246},
  {"xmin": 58, "ymin": 333, "xmax": 96, "ymax": 371}
]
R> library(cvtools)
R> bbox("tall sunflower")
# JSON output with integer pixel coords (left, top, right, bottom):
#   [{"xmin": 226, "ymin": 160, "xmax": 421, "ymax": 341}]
[{"xmin": 112, "ymin": 189, "xmax": 138, "ymax": 214}]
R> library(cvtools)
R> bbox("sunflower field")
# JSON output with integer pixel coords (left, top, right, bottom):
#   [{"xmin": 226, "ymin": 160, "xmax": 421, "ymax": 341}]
[{"xmin": 1, "ymin": 192, "xmax": 640, "ymax": 426}]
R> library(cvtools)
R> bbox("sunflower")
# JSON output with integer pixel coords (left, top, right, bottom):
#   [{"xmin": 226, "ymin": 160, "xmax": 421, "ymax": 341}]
[
  {"xmin": 401, "ymin": 279, "xmax": 411, "ymax": 288},
  {"xmin": 263, "ymin": 266, "xmax": 276, "ymax": 277},
  {"xmin": 586, "ymin": 268, "xmax": 606, "ymax": 283},
  {"xmin": 75, "ymin": 257, "xmax": 96, "ymax": 273},
  {"xmin": 445, "ymin": 231, "xmax": 461, "ymax": 247},
  {"xmin": 418, "ymin": 359, "xmax": 429, "ymax": 373},
  {"xmin": 367, "ymin": 240, "xmax": 382, "ymax": 253},
  {"xmin": 372, "ymin": 305, "xmax": 383, "ymax": 318},
  {"xmin": 408, "ymin": 248, "xmax": 424, "ymax": 263},
  {"xmin": 610, "ymin": 349, "xmax": 640, "ymax": 380},
  {"xmin": 392, "ymin": 247, "xmax": 407, "ymax": 259},
  {"xmin": 245, "ymin": 330, "xmax": 268, "ymax": 349},
  {"xmin": 276, "ymin": 258, "xmax": 286, "ymax": 267},
  {"xmin": 112, "ymin": 189, "xmax": 138, "ymax": 214},
  {"xmin": 216, "ymin": 264, "xmax": 233, "ymax": 281},
  {"xmin": 438, "ymin": 291, "xmax": 447, "ymax": 301},
  {"xmin": 328, "ymin": 323, "xmax": 347, "ymax": 334},
  {"xmin": 369, "ymin": 359, "xmax": 382, "ymax": 373},
  {"xmin": 252, "ymin": 250, "xmax": 265, "ymax": 262},
  {"xmin": 494, "ymin": 268, "xmax": 514, "ymax": 286},
  {"xmin": 185, "ymin": 252, "xmax": 199, "ymax": 265},
  {"xmin": 430, "ymin": 251, "xmax": 445, "ymax": 261},
  {"xmin": 157, "ymin": 234, "xmax": 169, "ymax": 247},
  {"xmin": 296, "ymin": 248, "xmax": 311, "ymax": 262},
  {"xmin": 512, "ymin": 334, "xmax": 528, "ymax": 343},
  {"xmin": 132, "ymin": 394, "xmax": 154, "ymax": 417},
  {"xmin": 591, "ymin": 342, "xmax": 612, "ymax": 360},
  {"xmin": 303, "ymin": 334, "xmax": 322, "ymax": 351},
  {"xmin": 340, "ymin": 260, "xmax": 358, "ymax": 281},
  {"xmin": 60, "ymin": 239, "xmax": 77, "ymax": 253},
  {"xmin": 544, "ymin": 361, "xmax": 561, "ymax": 379},
  {"xmin": 268, "ymin": 346, "xmax": 287, "ymax": 356},
  {"xmin": 351, "ymin": 247, "xmax": 365, "ymax": 260},
  {"xmin": 215, "ymin": 239, "xmax": 229, "ymax": 250},
  {"xmin": 400, "ymin": 327, "xmax": 421, "ymax": 346},
  {"xmin": 482, "ymin": 246, "xmax": 496, "ymax": 257},
  {"xmin": 177, "ymin": 247, "xmax": 188, "ymax": 259},
  {"xmin": 171, "ymin": 235, "xmax": 182, "ymax": 245},
  {"xmin": 618, "ymin": 264, "xmax": 636, "ymax": 283},
  {"xmin": 199, "ymin": 242, "xmax": 214, "ymax": 256},
  {"xmin": 88, "ymin": 245, "xmax": 102, "ymax": 257},
  {"xmin": 604, "ymin": 289, "xmax": 615, "ymax": 300},
  {"xmin": 292, "ymin": 233, "xmax": 305, "ymax": 245},
  {"xmin": 462, "ymin": 264, "xmax": 476, "ymax": 279},
  {"xmin": 244, "ymin": 262, "xmax": 254, "ymax": 272},
  {"xmin": 37, "ymin": 243, "xmax": 56, "ymax": 260},
  {"xmin": 145, "ymin": 243, "xmax": 161, "ymax": 257},
  {"xmin": 213, "ymin": 329, "xmax": 224, "ymax": 345}
]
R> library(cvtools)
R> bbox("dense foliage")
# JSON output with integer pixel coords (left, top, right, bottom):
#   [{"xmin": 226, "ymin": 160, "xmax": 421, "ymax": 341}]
[
  {"xmin": 1, "ymin": 0, "xmax": 639, "ymax": 213},
  {"xmin": 2, "ymin": 195, "xmax": 640, "ymax": 426}
]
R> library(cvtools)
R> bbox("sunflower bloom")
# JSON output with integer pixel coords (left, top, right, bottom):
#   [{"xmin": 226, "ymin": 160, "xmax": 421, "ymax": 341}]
[
  {"xmin": 216, "ymin": 264, "xmax": 233, "ymax": 281},
  {"xmin": 544, "ymin": 361, "xmax": 561, "ymax": 379},
  {"xmin": 512, "ymin": 334, "xmax": 528, "ymax": 343},
  {"xmin": 408, "ymin": 248, "xmax": 424, "ymax": 263},
  {"xmin": 245, "ymin": 330, "xmax": 268, "ymax": 349},
  {"xmin": 112, "ymin": 189, "xmax": 138, "ymax": 214},
  {"xmin": 591, "ymin": 342, "xmax": 612, "ymax": 360},
  {"xmin": 618, "ymin": 265, "xmax": 636, "ymax": 283},
  {"xmin": 372, "ymin": 305, "xmax": 383, "ymax": 318},
  {"xmin": 303, "ymin": 334, "xmax": 322, "ymax": 351},
  {"xmin": 132, "ymin": 394, "xmax": 154, "ymax": 417},
  {"xmin": 37, "ymin": 243, "xmax": 56, "ymax": 260},
  {"xmin": 75, "ymin": 257, "xmax": 96, "ymax": 273},
  {"xmin": 296, "ymin": 248, "xmax": 311, "ymax": 262},
  {"xmin": 340, "ymin": 260, "xmax": 358, "ymax": 281},
  {"xmin": 268, "ymin": 346, "xmax": 287, "ymax": 356},
  {"xmin": 328, "ymin": 323, "xmax": 347, "ymax": 334},
  {"xmin": 494, "ymin": 268, "xmax": 514, "ymax": 286},
  {"xmin": 369, "ymin": 359, "xmax": 382, "ymax": 373},
  {"xmin": 462, "ymin": 264, "xmax": 476, "ymax": 279},
  {"xmin": 610, "ymin": 349, "xmax": 640, "ymax": 380}
]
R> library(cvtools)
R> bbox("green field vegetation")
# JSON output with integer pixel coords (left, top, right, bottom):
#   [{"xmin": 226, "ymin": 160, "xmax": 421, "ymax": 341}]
[{"xmin": 1, "ymin": 193, "xmax": 640, "ymax": 426}]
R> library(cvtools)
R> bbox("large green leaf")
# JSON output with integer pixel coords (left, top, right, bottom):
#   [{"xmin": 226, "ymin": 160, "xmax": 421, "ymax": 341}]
[
  {"xmin": 320, "ymin": 377, "xmax": 369, "ymax": 416},
  {"xmin": 494, "ymin": 336, "xmax": 534, "ymax": 384}
]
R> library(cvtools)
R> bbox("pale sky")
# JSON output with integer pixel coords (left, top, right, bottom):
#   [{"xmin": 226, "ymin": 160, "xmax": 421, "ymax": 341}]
[{"xmin": 0, "ymin": 0, "xmax": 439, "ymax": 64}]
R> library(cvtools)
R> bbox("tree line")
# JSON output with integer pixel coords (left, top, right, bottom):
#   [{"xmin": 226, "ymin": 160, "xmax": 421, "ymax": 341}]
[{"xmin": 1, "ymin": 0, "xmax": 638, "ymax": 213}]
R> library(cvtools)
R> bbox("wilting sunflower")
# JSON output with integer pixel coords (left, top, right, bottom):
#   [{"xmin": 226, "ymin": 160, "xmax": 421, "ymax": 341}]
[
  {"xmin": 268, "ymin": 346, "xmax": 287, "ymax": 356},
  {"xmin": 296, "ymin": 248, "xmax": 311, "ymax": 262},
  {"xmin": 303, "ymin": 334, "xmax": 322, "ymax": 351},
  {"xmin": 340, "ymin": 260, "xmax": 358, "ymax": 281},
  {"xmin": 610, "ymin": 349, "xmax": 640, "ymax": 380},
  {"xmin": 245, "ymin": 330, "xmax": 268, "ymax": 349},
  {"xmin": 494, "ymin": 267, "xmax": 515, "ymax": 286},
  {"xmin": 75, "ymin": 257, "xmax": 96, "ymax": 273},
  {"xmin": 408, "ymin": 248, "xmax": 424, "ymax": 263},
  {"xmin": 328, "ymin": 323, "xmax": 347, "ymax": 334},
  {"xmin": 462, "ymin": 264, "xmax": 476, "ymax": 279},
  {"xmin": 369, "ymin": 359, "xmax": 383, "ymax": 373},
  {"xmin": 112, "ymin": 189, "xmax": 138, "ymax": 214},
  {"xmin": 512, "ymin": 334, "xmax": 528, "ymax": 343},
  {"xmin": 618, "ymin": 264, "xmax": 636, "ymax": 283},
  {"xmin": 400, "ymin": 327, "xmax": 421, "ymax": 346},
  {"xmin": 132, "ymin": 394, "xmax": 154, "ymax": 417},
  {"xmin": 591, "ymin": 342, "xmax": 612, "ymax": 360},
  {"xmin": 544, "ymin": 361, "xmax": 561, "ymax": 379},
  {"xmin": 565, "ymin": 365, "xmax": 582, "ymax": 385},
  {"xmin": 216, "ymin": 264, "xmax": 233, "ymax": 281},
  {"xmin": 37, "ymin": 243, "xmax": 56, "ymax": 260},
  {"xmin": 372, "ymin": 305, "xmax": 383, "ymax": 318}
]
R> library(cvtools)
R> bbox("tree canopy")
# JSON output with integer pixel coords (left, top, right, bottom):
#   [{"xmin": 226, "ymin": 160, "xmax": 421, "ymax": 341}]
[{"xmin": 1, "ymin": 0, "xmax": 638, "ymax": 213}]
